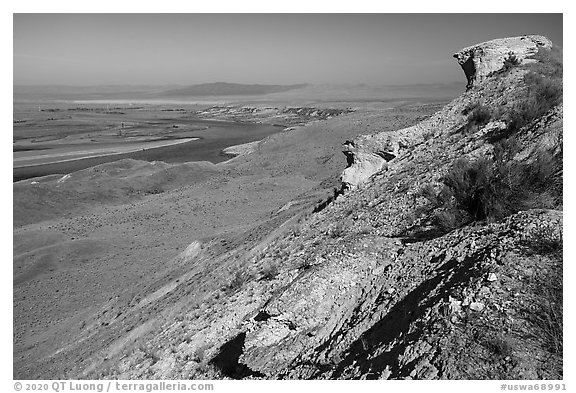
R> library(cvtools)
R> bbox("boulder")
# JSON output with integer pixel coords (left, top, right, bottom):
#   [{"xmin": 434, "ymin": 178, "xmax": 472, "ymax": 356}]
[{"xmin": 341, "ymin": 136, "xmax": 398, "ymax": 189}]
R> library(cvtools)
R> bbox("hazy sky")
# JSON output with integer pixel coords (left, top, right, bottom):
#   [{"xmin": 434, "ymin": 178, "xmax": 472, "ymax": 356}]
[{"xmin": 13, "ymin": 14, "xmax": 563, "ymax": 86}]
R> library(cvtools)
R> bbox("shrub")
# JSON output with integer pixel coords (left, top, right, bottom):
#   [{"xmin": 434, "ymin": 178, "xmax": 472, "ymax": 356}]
[
  {"xmin": 504, "ymin": 73, "xmax": 562, "ymax": 135},
  {"xmin": 520, "ymin": 221, "xmax": 563, "ymax": 257},
  {"xmin": 460, "ymin": 103, "xmax": 492, "ymax": 134},
  {"xmin": 502, "ymin": 47, "xmax": 562, "ymax": 136},
  {"xmin": 503, "ymin": 52, "xmax": 521, "ymax": 71},
  {"xmin": 226, "ymin": 269, "xmax": 250, "ymax": 292},
  {"xmin": 492, "ymin": 136, "xmax": 521, "ymax": 162},
  {"xmin": 417, "ymin": 183, "xmax": 439, "ymax": 204},
  {"xmin": 525, "ymin": 46, "xmax": 563, "ymax": 79},
  {"xmin": 441, "ymin": 158, "xmax": 504, "ymax": 220},
  {"xmin": 261, "ymin": 262, "xmax": 279, "ymax": 280},
  {"xmin": 519, "ymin": 249, "xmax": 563, "ymax": 357},
  {"xmin": 432, "ymin": 208, "xmax": 466, "ymax": 232},
  {"xmin": 532, "ymin": 267, "xmax": 563, "ymax": 355},
  {"xmin": 469, "ymin": 105, "xmax": 492, "ymax": 127},
  {"xmin": 484, "ymin": 337, "xmax": 514, "ymax": 357},
  {"xmin": 356, "ymin": 225, "xmax": 373, "ymax": 235},
  {"xmin": 297, "ymin": 258, "xmax": 313, "ymax": 270},
  {"xmin": 194, "ymin": 344, "xmax": 211, "ymax": 363},
  {"xmin": 330, "ymin": 222, "xmax": 346, "ymax": 238},
  {"xmin": 441, "ymin": 147, "xmax": 560, "ymax": 224}
]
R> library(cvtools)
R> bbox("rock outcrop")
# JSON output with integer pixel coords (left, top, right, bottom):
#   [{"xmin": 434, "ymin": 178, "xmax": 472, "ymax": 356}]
[
  {"xmin": 340, "ymin": 106, "xmax": 462, "ymax": 189},
  {"xmin": 341, "ymin": 34, "xmax": 555, "ymax": 190},
  {"xmin": 238, "ymin": 209, "xmax": 562, "ymax": 379},
  {"xmin": 341, "ymin": 137, "xmax": 397, "ymax": 189},
  {"xmin": 453, "ymin": 35, "xmax": 552, "ymax": 89}
]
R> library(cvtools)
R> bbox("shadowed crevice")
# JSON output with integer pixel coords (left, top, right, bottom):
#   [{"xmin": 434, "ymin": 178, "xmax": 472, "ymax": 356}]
[{"xmin": 210, "ymin": 332, "xmax": 266, "ymax": 379}]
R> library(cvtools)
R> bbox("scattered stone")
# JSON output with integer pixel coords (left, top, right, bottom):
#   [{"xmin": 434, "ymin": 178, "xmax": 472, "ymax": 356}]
[
  {"xmin": 478, "ymin": 286, "xmax": 491, "ymax": 297},
  {"xmin": 448, "ymin": 296, "xmax": 462, "ymax": 313}
]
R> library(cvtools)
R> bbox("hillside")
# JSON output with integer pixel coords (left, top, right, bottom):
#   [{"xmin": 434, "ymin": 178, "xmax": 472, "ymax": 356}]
[
  {"xmin": 13, "ymin": 35, "xmax": 562, "ymax": 380},
  {"xmin": 234, "ymin": 35, "xmax": 563, "ymax": 379}
]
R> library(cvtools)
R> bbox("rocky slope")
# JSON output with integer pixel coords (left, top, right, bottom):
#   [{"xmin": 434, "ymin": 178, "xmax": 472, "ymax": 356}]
[
  {"xmin": 228, "ymin": 36, "xmax": 563, "ymax": 379},
  {"xmin": 21, "ymin": 35, "xmax": 561, "ymax": 380}
]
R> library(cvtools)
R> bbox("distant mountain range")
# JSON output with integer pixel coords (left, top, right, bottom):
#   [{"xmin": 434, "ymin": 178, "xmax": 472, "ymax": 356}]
[
  {"xmin": 13, "ymin": 82, "xmax": 466, "ymax": 102},
  {"xmin": 158, "ymin": 82, "xmax": 309, "ymax": 97},
  {"xmin": 13, "ymin": 82, "xmax": 309, "ymax": 100}
]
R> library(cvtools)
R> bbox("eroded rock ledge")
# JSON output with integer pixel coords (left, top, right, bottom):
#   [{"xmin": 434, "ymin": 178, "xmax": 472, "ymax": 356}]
[
  {"xmin": 340, "ymin": 35, "xmax": 553, "ymax": 190},
  {"xmin": 454, "ymin": 35, "xmax": 552, "ymax": 89}
]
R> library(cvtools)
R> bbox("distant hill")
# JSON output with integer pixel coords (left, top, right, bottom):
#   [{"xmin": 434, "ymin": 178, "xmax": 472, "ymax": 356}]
[
  {"xmin": 158, "ymin": 82, "xmax": 308, "ymax": 97},
  {"xmin": 13, "ymin": 83, "xmax": 308, "ymax": 101}
]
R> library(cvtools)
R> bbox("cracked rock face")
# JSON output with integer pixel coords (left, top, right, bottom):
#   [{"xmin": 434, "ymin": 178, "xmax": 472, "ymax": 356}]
[
  {"xmin": 236, "ymin": 209, "xmax": 563, "ymax": 379},
  {"xmin": 341, "ymin": 136, "xmax": 398, "ymax": 189},
  {"xmin": 453, "ymin": 35, "xmax": 552, "ymax": 89}
]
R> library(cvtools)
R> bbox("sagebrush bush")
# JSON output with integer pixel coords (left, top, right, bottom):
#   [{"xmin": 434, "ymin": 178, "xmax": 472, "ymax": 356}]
[
  {"xmin": 503, "ymin": 52, "xmax": 521, "ymax": 71},
  {"xmin": 460, "ymin": 103, "xmax": 492, "ymax": 134},
  {"xmin": 441, "ymin": 147, "xmax": 560, "ymax": 223},
  {"xmin": 504, "ymin": 74, "xmax": 562, "ymax": 134},
  {"xmin": 441, "ymin": 158, "xmax": 504, "ymax": 220},
  {"xmin": 330, "ymin": 222, "xmax": 346, "ymax": 238},
  {"xmin": 525, "ymin": 46, "xmax": 563, "ymax": 79},
  {"xmin": 503, "ymin": 47, "xmax": 563, "ymax": 135},
  {"xmin": 261, "ymin": 262, "xmax": 279, "ymax": 280},
  {"xmin": 226, "ymin": 269, "xmax": 250, "ymax": 292},
  {"xmin": 469, "ymin": 105, "xmax": 492, "ymax": 126}
]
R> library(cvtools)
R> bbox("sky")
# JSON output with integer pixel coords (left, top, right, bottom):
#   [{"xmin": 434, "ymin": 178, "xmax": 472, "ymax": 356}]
[{"xmin": 13, "ymin": 14, "xmax": 563, "ymax": 86}]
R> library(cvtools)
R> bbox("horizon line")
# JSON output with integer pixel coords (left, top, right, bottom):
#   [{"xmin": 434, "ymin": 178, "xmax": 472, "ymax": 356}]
[{"xmin": 13, "ymin": 81, "xmax": 464, "ymax": 88}]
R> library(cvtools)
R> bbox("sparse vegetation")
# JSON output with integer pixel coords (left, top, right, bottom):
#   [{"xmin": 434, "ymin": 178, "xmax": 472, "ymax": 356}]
[
  {"xmin": 500, "ymin": 47, "xmax": 563, "ymax": 137},
  {"xmin": 526, "ymin": 46, "xmax": 563, "ymax": 79},
  {"xmin": 503, "ymin": 75, "xmax": 562, "ymax": 136},
  {"xmin": 441, "ymin": 158, "xmax": 503, "ymax": 221},
  {"xmin": 531, "ymin": 266, "xmax": 563, "ymax": 356},
  {"xmin": 330, "ymin": 222, "xmax": 346, "ymax": 238},
  {"xmin": 138, "ymin": 344, "xmax": 161, "ymax": 365},
  {"xmin": 356, "ymin": 225, "xmax": 373, "ymax": 235},
  {"xmin": 194, "ymin": 344, "xmax": 211, "ymax": 363},
  {"xmin": 521, "ymin": 224, "xmax": 563, "ymax": 256},
  {"xmin": 484, "ymin": 337, "xmax": 514, "ymax": 358},
  {"xmin": 460, "ymin": 103, "xmax": 492, "ymax": 134},
  {"xmin": 260, "ymin": 262, "xmax": 279, "ymax": 280},
  {"xmin": 517, "ymin": 234, "xmax": 563, "ymax": 365},
  {"xmin": 225, "ymin": 269, "xmax": 251, "ymax": 293},
  {"xmin": 440, "ymin": 145, "xmax": 560, "ymax": 224},
  {"xmin": 502, "ymin": 52, "xmax": 520, "ymax": 71}
]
